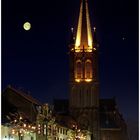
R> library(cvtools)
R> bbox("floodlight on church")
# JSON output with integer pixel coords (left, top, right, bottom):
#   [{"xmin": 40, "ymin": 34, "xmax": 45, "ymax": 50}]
[
  {"xmin": 75, "ymin": 79, "xmax": 81, "ymax": 82},
  {"xmin": 85, "ymin": 79, "xmax": 92, "ymax": 82}
]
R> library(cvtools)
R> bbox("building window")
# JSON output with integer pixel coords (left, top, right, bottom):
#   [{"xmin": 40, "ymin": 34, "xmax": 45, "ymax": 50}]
[
  {"xmin": 63, "ymin": 129, "xmax": 65, "ymax": 134},
  {"xmin": 75, "ymin": 60, "xmax": 83, "ymax": 79},
  {"xmin": 60, "ymin": 128, "xmax": 62, "ymax": 134},
  {"xmin": 85, "ymin": 60, "xmax": 92, "ymax": 79}
]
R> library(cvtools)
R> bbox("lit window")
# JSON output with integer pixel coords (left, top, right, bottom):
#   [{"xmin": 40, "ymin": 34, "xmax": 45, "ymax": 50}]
[
  {"xmin": 85, "ymin": 60, "xmax": 92, "ymax": 81},
  {"xmin": 76, "ymin": 61, "xmax": 82, "ymax": 78}
]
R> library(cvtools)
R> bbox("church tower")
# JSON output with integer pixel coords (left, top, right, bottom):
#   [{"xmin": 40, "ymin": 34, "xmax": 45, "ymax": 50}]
[{"xmin": 69, "ymin": 0, "xmax": 99, "ymax": 139}]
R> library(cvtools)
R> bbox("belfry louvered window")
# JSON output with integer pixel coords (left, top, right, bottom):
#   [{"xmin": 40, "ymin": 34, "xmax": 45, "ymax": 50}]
[
  {"xmin": 85, "ymin": 60, "xmax": 92, "ymax": 79},
  {"xmin": 76, "ymin": 60, "xmax": 82, "ymax": 79}
]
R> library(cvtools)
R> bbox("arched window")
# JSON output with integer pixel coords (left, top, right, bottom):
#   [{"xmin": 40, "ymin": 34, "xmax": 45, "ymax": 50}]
[
  {"xmin": 85, "ymin": 60, "xmax": 92, "ymax": 79},
  {"xmin": 75, "ymin": 60, "xmax": 82, "ymax": 79}
]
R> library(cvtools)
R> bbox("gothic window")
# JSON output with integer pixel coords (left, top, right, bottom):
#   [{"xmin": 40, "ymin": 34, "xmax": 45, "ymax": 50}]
[
  {"xmin": 85, "ymin": 60, "xmax": 92, "ymax": 79},
  {"xmin": 75, "ymin": 60, "xmax": 82, "ymax": 79}
]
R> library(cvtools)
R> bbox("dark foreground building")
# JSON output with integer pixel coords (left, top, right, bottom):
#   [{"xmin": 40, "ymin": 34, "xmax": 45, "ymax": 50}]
[
  {"xmin": 2, "ymin": 86, "xmax": 128, "ymax": 140},
  {"xmin": 2, "ymin": 85, "xmax": 42, "ymax": 124},
  {"xmin": 54, "ymin": 98, "xmax": 128, "ymax": 140}
]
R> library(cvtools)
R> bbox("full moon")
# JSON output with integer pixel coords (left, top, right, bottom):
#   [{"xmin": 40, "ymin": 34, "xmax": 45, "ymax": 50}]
[{"xmin": 23, "ymin": 22, "xmax": 31, "ymax": 31}]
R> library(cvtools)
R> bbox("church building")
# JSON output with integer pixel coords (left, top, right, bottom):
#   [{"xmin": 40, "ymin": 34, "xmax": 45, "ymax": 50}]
[{"xmin": 67, "ymin": 0, "xmax": 129, "ymax": 140}]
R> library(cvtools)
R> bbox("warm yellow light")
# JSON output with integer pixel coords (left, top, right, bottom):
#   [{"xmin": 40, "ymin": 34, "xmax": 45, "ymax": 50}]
[
  {"xmin": 71, "ymin": 48, "xmax": 74, "ymax": 51},
  {"xmin": 88, "ymin": 39, "xmax": 92, "ymax": 48},
  {"xmin": 75, "ymin": 49, "xmax": 81, "ymax": 52},
  {"xmin": 12, "ymin": 131, "xmax": 15, "ymax": 134},
  {"xmin": 19, "ymin": 116, "xmax": 22, "ymax": 120},
  {"xmin": 86, "ymin": 49, "xmax": 92, "ymax": 52},
  {"xmin": 23, "ymin": 22, "xmax": 31, "ymax": 31},
  {"xmin": 75, "ymin": 79, "xmax": 81, "ymax": 82},
  {"xmin": 93, "ymin": 48, "xmax": 96, "ymax": 51},
  {"xmin": 86, "ymin": 1, "xmax": 93, "ymax": 49},
  {"xmin": 75, "ymin": 0, "xmax": 83, "ymax": 48},
  {"xmin": 12, "ymin": 129, "xmax": 15, "ymax": 134},
  {"xmin": 19, "ymin": 130, "xmax": 22, "ymax": 133},
  {"xmin": 78, "ymin": 129, "xmax": 81, "ymax": 132},
  {"xmin": 85, "ymin": 79, "xmax": 92, "ymax": 82},
  {"xmin": 28, "ymin": 125, "xmax": 31, "ymax": 128},
  {"xmin": 75, "ymin": 38, "xmax": 81, "ymax": 48}
]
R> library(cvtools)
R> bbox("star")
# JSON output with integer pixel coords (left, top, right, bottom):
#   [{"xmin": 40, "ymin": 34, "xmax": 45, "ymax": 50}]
[{"xmin": 122, "ymin": 37, "xmax": 126, "ymax": 40}]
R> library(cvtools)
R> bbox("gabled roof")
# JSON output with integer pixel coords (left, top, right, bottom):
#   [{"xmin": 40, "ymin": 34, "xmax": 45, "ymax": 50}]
[
  {"xmin": 99, "ymin": 98, "xmax": 126, "ymax": 129},
  {"xmin": 99, "ymin": 98, "xmax": 116, "ymax": 112},
  {"xmin": 2, "ymin": 86, "xmax": 42, "ymax": 123},
  {"xmin": 3, "ymin": 86, "xmax": 42, "ymax": 105},
  {"xmin": 100, "ymin": 112, "xmax": 119, "ymax": 129}
]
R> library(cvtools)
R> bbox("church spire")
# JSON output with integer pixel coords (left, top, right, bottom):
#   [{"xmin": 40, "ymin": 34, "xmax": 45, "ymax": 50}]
[{"xmin": 75, "ymin": 0, "xmax": 93, "ymax": 52}]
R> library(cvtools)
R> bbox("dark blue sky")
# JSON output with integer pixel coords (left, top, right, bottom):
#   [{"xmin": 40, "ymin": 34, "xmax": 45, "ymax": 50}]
[{"xmin": 2, "ymin": 0, "xmax": 138, "ymax": 125}]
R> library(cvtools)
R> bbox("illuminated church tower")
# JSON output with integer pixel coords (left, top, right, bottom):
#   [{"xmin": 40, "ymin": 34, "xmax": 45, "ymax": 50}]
[{"xmin": 69, "ymin": 0, "xmax": 99, "ymax": 139}]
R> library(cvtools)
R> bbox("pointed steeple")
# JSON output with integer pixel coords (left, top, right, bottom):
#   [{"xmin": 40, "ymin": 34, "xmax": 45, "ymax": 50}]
[{"xmin": 75, "ymin": 0, "xmax": 93, "ymax": 52}]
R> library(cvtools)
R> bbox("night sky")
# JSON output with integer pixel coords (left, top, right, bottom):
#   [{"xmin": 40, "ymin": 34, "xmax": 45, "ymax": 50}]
[{"xmin": 2, "ymin": 0, "xmax": 138, "ymax": 131}]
